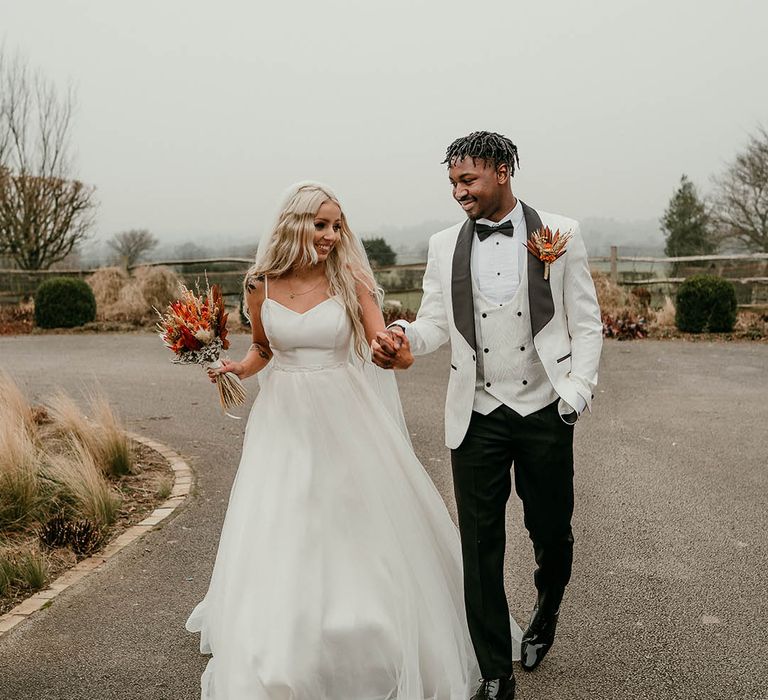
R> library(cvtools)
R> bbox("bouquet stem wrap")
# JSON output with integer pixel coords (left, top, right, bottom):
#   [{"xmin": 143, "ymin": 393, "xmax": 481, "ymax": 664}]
[{"xmin": 206, "ymin": 358, "xmax": 247, "ymax": 411}]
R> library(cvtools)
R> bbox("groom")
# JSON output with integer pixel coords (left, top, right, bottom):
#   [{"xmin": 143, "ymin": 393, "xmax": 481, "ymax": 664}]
[{"xmin": 374, "ymin": 131, "xmax": 602, "ymax": 700}]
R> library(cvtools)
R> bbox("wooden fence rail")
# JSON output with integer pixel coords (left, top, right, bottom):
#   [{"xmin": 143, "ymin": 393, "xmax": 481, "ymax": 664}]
[{"xmin": 2, "ymin": 252, "xmax": 768, "ymax": 308}]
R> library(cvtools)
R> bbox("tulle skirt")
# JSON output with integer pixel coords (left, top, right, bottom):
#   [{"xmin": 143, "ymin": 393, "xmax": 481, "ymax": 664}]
[{"xmin": 186, "ymin": 363, "xmax": 481, "ymax": 699}]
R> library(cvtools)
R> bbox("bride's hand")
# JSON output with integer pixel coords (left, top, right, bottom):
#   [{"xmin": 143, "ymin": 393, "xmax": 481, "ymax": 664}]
[
  {"xmin": 373, "ymin": 329, "xmax": 413, "ymax": 370},
  {"xmin": 388, "ymin": 329, "xmax": 413, "ymax": 370},
  {"xmin": 208, "ymin": 360, "xmax": 243, "ymax": 383}
]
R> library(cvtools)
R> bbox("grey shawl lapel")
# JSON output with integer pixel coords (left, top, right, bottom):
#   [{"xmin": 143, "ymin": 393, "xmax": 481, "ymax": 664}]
[
  {"xmin": 522, "ymin": 201, "xmax": 555, "ymax": 337},
  {"xmin": 450, "ymin": 218, "xmax": 476, "ymax": 351}
]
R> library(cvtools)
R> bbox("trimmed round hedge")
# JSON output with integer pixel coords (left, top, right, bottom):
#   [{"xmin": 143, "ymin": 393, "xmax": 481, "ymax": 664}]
[
  {"xmin": 675, "ymin": 275, "xmax": 737, "ymax": 333},
  {"xmin": 35, "ymin": 277, "xmax": 97, "ymax": 329}
]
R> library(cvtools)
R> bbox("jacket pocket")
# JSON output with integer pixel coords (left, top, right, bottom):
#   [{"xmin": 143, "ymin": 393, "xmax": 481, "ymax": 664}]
[
  {"xmin": 556, "ymin": 352, "xmax": 572, "ymax": 364},
  {"xmin": 450, "ymin": 363, "xmax": 458, "ymax": 370}
]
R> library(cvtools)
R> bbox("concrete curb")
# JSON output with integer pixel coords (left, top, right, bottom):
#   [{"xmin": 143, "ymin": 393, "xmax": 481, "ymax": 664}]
[{"xmin": 0, "ymin": 432, "xmax": 194, "ymax": 638}]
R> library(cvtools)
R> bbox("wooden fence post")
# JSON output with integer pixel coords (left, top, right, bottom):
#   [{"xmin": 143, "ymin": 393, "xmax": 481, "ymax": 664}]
[{"xmin": 610, "ymin": 246, "xmax": 618, "ymax": 283}]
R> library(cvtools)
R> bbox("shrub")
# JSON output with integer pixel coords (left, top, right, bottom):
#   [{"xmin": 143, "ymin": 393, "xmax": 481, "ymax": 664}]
[
  {"xmin": 602, "ymin": 310, "xmax": 648, "ymax": 340},
  {"xmin": 735, "ymin": 311, "xmax": 768, "ymax": 340},
  {"xmin": 382, "ymin": 304, "xmax": 417, "ymax": 325},
  {"xmin": 40, "ymin": 514, "xmax": 103, "ymax": 557},
  {"xmin": 675, "ymin": 275, "xmax": 737, "ymax": 333},
  {"xmin": 0, "ymin": 300, "xmax": 35, "ymax": 334},
  {"xmin": 630, "ymin": 286, "xmax": 651, "ymax": 310},
  {"xmin": 34, "ymin": 277, "xmax": 97, "ymax": 328}
]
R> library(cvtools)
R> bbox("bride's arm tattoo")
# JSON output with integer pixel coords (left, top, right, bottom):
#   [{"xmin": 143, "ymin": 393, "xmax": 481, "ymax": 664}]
[{"xmin": 249, "ymin": 342, "xmax": 271, "ymax": 360}]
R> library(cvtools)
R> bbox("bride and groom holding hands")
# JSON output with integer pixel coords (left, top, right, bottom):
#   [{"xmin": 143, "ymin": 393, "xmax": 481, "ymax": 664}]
[{"xmin": 188, "ymin": 130, "xmax": 603, "ymax": 699}]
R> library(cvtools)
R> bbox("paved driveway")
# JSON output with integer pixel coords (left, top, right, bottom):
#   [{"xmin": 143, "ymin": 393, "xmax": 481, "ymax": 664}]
[{"xmin": 0, "ymin": 334, "xmax": 765, "ymax": 700}]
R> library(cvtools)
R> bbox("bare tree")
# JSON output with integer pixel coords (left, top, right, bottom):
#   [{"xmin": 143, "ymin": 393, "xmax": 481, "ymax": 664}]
[
  {"xmin": 711, "ymin": 126, "xmax": 768, "ymax": 253},
  {"xmin": 0, "ymin": 48, "xmax": 97, "ymax": 269},
  {"xmin": 108, "ymin": 228, "xmax": 159, "ymax": 267}
]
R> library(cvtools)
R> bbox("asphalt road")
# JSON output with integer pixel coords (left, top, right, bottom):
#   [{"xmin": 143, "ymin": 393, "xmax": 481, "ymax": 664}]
[{"xmin": 0, "ymin": 333, "xmax": 766, "ymax": 700}]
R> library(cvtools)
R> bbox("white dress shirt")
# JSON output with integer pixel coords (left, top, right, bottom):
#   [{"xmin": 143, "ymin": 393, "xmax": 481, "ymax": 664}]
[{"xmin": 472, "ymin": 200, "xmax": 527, "ymax": 304}]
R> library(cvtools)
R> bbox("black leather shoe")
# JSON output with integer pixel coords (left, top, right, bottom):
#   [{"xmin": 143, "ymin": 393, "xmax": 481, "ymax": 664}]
[
  {"xmin": 470, "ymin": 675, "xmax": 515, "ymax": 700},
  {"xmin": 520, "ymin": 604, "xmax": 559, "ymax": 671}
]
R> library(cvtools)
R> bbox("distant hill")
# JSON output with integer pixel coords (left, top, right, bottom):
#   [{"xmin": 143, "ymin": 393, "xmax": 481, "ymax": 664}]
[
  {"xmin": 580, "ymin": 217, "xmax": 665, "ymax": 257},
  {"xmin": 367, "ymin": 216, "xmax": 667, "ymax": 263}
]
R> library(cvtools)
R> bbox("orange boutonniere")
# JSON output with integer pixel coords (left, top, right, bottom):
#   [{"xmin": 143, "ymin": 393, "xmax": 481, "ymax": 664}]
[{"xmin": 524, "ymin": 226, "xmax": 572, "ymax": 280}]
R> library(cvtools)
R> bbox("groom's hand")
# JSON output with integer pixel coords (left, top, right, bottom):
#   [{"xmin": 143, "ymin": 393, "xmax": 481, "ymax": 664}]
[{"xmin": 372, "ymin": 328, "xmax": 413, "ymax": 370}]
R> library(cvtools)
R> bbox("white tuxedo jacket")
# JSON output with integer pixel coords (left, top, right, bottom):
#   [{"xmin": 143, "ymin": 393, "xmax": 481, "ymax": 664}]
[{"xmin": 401, "ymin": 201, "xmax": 603, "ymax": 449}]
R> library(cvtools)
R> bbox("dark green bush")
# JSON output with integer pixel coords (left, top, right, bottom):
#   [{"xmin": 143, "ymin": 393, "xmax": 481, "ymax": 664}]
[
  {"xmin": 35, "ymin": 277, "xmax": 97, "ymax": 329},
  {"xmin": 675, "ymin": 275, "xmax": 737, "ymax": 333}
]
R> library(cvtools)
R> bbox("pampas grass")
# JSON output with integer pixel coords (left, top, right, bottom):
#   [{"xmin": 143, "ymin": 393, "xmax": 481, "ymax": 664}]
[
  {"xmin": 48, "ymin": 391, "xmax": 134, "ymax": 478},
  {"xmin": 47, "ymin": 391, "xmax": 96, "ymax": 453},
  {"xmin": 0, "ymin": 370, "xmax": 36, "ymax": 436},
  {"xmin": 87, "ymin": 392, "xmax": 133, "ymax": 477},
  {"xmin": 0, "ymin": 374, "xmax": 164, "ymax": 606},
  {"xmin": 0, "ymin": 553, "xmax": 11, "ymax": 595},
  {"xmin": 88, "ymin": 267, "xmax": 129, "ymax": 314},
  {"xmin": 111, "ymin": 281, "xmax": 150, "ymax": 323},
  {"xmin": 651, "ymin": 296, "xmax": 676, "ymax": 328},
  {"xmin": 87, "ymin": 265, "xmax": 180, "ymax": 324},
  {"xmin": 14, "ymin": 545, "xmax": 48, "ymax": 590},
  {"xmin": 155, "ymin": 476, "xmax": 172, "ymax": 500},
  {"xmin": 591, "ymin": 271, "xmax": 633, "ymax": 316},
  {"xmin": 0, "ymin": 544, "xmax": 49, "ymax": 593},
  {"xmin": 0, "ymin": 412, "xmax": 46, "ymax": 531},
  {"xmin": 134, "ymin": 265, "xmax": 179, "ymax": 311},
  {"xmin": 44, "ymin": 440, "xmax": 121, "ymax": 529}
]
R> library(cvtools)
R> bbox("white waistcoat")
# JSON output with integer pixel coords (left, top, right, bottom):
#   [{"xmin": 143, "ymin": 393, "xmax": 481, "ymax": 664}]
[{"xmin": 473, "ymin": 279, "xmax": 558, "ymax": 416}]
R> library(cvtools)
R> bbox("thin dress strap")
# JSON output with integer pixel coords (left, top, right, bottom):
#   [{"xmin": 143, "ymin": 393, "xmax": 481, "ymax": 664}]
[{"xmin": 263, "ymin": 275, "xmax": 269, "ymax": 300}]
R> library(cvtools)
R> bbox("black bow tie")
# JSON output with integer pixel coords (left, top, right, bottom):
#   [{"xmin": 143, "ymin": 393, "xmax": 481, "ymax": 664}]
[{"xmin": 475, "ymin": 220, "xmax": 515, "ymax": 242}]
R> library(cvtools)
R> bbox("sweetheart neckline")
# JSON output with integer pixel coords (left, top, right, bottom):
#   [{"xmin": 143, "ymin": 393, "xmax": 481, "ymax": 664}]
[{"xmin": 265, "ymin": 296, "xmax": 341, "ymax": 316}]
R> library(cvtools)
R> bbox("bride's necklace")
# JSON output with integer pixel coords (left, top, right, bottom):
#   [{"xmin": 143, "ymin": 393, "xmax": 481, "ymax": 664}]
[{"xmin": 287, "ymin": 275, "xmax": 325, "ymax": 299}]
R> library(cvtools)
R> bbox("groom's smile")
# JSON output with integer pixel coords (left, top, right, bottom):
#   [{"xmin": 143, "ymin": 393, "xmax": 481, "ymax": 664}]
[{"xmin": 448, "ymin": 156, "xmax": 514, "ymax": 222}]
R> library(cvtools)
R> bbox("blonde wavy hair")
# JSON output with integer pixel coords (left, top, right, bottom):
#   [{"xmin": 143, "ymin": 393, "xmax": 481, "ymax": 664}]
[{"xmin": 245, "ymin": 182, "xmax": 383, "ymax": 358}]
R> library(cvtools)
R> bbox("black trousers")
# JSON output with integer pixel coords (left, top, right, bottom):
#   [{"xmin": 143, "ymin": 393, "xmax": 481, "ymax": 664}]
[{"xmin": 450, "ymin": 400, "xmax": 575, "ymax": 679}]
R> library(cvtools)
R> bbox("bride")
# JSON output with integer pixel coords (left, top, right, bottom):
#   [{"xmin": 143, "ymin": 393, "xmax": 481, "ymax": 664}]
[{"xmin": 186, "ymin": 182, "xmax": 479, "ymax": 699}]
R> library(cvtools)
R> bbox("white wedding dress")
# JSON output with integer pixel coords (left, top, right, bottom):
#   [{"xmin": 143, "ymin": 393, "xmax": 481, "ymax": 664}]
[{"xmin": 186, "ymin": 289, "xmax": 481, "ymax": 699}]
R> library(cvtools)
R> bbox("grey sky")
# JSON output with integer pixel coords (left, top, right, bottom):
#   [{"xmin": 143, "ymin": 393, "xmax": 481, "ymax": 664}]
[{"xmin": 2, "ymin": 0, "xmax": 766, "ymax": 246}]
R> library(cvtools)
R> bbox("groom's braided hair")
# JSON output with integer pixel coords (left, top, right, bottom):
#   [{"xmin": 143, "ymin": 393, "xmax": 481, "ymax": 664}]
[{"xmin": 442, "ymin": 131, "xmax": 520, "ymax": 175}]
